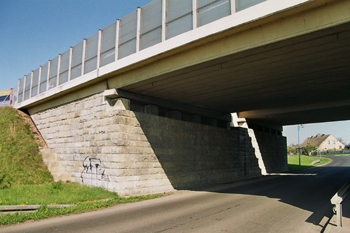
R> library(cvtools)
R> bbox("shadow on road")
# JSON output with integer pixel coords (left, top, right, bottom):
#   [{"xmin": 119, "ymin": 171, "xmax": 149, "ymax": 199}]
[{"xmin": 187, "ymin": 163, "xmax": 350, "ymax": 228}]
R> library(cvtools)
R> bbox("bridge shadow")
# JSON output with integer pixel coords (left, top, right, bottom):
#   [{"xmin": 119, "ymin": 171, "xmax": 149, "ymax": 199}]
[
  {"xmin": 190, "ymin": 165, "xmax": 350, "ymax": 227},
  {"xmin": 133, "ymin": 111, "xmax": 264, "ymax": 190},
  {"xmin": 130, "ymin": 110, "xmax": 350, "ymax": 228}
]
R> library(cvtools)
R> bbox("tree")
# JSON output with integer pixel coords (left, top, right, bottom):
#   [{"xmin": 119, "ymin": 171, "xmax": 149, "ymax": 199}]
[
  {"xmin": 304, "ymin": 144, "xmax": 317, "ymax": 155},
  {"xmin": 337, "ymin": 137, "xmax": 346, "ymax": 145},
  {"xmin": 287, "ymin": 144, "xmax": 298, "ymax": 155}
]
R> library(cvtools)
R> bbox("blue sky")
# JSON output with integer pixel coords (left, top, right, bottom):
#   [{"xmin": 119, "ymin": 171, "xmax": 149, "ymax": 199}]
[
  {"xmin": 283, "ymin": 122, "xmax": 350, "ymax": 146},
  {"xmin": 0, "ymin": 0, "xmax": 152, "ymax": 90},
  {"xmin": 1, "ymin": 0, "xmax": 349, "ymax": 145}
]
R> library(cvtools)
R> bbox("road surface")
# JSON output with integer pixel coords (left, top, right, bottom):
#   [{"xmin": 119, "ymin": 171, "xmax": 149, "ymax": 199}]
[{"xmin": 2, "ymin": 156, "xmax": 350, "ymax": 233}]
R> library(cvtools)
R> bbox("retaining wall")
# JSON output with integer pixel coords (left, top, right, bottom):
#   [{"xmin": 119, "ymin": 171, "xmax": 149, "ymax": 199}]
[{"xmin": 30, "ymin": 93, "xmax": 286, "ymax": 196}]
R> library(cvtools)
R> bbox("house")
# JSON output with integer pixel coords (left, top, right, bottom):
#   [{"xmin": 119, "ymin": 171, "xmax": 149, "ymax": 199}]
[{"xmin": 301, "ymin": 134, "xmax": 345, "ymax": 151}]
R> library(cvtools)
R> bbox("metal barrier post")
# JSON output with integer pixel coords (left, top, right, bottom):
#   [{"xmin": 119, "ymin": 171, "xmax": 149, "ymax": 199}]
[
  {"xmin": 192, "ymin": 0, "xmax": 198, "ymax": 29},
  {"xmin": 336, "ymin": 203, "xmax": 343, "ymax": 227},
  {"xmin": 230, "ymin": 0, "xmax": 236, "ymax": 14},
  {"xmin": 331, "ymin": 181, "xmax": 350, "ymax": 227},
  {"xmin": 68, "ymin": 47, "xmax": 73, "ymax": 81},
  {"xmin": 161, "ymin": 0, "xmax": 166, "ymax": 42},
  {"xmin": 115, "ymin": 19, "xmax": 120, "ymax": 62},
  {"xmin": 17, "ymin": 79, "xmax": 21, "ymax": 103},
  {"xmin": 136, "ymin": 7, "xmax": 141, "ymax": 52}
]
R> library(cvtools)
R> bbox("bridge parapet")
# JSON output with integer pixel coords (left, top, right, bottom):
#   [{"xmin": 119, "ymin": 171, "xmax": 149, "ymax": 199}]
[{"xmin": 14, "ymin": 0, "xmax": 312, "ymax": 109}]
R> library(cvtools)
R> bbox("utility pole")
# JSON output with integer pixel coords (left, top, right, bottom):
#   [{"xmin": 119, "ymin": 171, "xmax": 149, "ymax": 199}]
[
  {"xmin": 298, "ymin": 125, "xmax": 301, "ymax": 166},
  {"xmin": 297, "ymin": 124, "xmax": 304, "ymax": 166}
]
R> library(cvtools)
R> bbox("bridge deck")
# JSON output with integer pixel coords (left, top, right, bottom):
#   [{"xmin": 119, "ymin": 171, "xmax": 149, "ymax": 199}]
[{"xmin": 14, "ymin": 0, "xmax": 350, "ymax": 126}]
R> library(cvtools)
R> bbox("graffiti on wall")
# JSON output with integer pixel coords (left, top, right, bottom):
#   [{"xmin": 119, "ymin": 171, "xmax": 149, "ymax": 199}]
[{"xmin": 81, "ymin": 156, "xmax": 109, "ymax": 186}]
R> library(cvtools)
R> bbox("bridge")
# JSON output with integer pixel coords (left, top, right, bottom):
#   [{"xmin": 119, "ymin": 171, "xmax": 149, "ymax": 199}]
[{"xmin": 14, "ymin": 0, "xmax": 350, "ymax": 196}]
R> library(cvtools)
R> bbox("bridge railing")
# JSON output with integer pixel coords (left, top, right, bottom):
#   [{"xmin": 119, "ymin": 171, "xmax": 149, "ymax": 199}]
[{"xmin": 16, "ymin": 0, "xmax": 267, "ymax": 104}]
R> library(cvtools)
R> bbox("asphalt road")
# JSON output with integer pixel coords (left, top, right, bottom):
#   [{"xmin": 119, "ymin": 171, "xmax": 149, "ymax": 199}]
[{"xmin": 2, "ymin": 156, "xmax": 350, "ymax": 233}]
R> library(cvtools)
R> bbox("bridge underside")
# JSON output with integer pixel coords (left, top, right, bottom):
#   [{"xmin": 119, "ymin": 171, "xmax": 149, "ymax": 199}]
[
  {"xmin": 121, "ymin": 21, "xmax": 350, "ymax": 126},
  {"xmin": 20, "ymin": 0, "xmax": 350, "ymax": 128}
]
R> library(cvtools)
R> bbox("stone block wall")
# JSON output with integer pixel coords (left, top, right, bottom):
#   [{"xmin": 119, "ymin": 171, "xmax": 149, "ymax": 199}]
[
  {"xmin": 30, "ymin": 93, "xmax": 266, "ymax": 196},
  {"xmin": 135, "ymin": 113, "xmax": 261, "ymax": 189},
  {"xmin": 253, "ymin": 131, "xmax": 288, "ymax": 173}
]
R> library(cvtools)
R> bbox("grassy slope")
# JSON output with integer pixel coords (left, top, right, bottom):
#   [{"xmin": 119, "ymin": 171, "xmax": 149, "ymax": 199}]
[
  {"xmin": 0, "ymin": 107, "xmax": 162, "ymax": 225},
  {"xmin": 0, "ymin": 107, "xmax": 53, "ymax": 188},
  {"xmin": 288, "ymin": 154, "xmax": 330, "ymax": 172}
]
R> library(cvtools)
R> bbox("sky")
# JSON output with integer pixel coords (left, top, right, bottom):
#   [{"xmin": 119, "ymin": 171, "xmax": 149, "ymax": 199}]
[
  {"xmin": 283, "ymin": 121, "xmax": 350, "ymax": 146},
  {"xmin": 0, "ymin": 0, "xmax": 152, "ymax": 91},
  {"xmin": 1, "ymin": 0, "xmax": 349, "ymax": 146}
]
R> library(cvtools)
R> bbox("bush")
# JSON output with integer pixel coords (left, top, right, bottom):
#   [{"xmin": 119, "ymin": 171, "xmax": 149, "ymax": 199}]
[
  {"xmin": 304, "ymin": 144, "xmax": 317, "ymax": 155},
  {"xmin": 287, "ymin": 144, "xmax": 298, "ymax": 155}
]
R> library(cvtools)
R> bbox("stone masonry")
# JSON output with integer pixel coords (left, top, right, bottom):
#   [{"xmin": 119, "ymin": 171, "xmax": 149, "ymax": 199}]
[
  {"xmin": 254, "ymin": 131, "xmax": 288, "ymax": 173},
  {"xmin": 30, "ymin": 92, "xmax": 285, "ymax": 196}
]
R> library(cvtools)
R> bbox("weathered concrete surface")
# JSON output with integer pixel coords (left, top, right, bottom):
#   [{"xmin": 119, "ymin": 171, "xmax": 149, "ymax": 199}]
[{"xmin": 30, "ymin": 93, "xmax": 286, "ymax": 196}]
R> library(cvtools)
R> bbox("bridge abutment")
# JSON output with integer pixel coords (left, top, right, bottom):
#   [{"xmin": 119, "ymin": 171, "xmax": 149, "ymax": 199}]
[{"xmin": 29, "ymin": 92, "xmax": 286, "ymax": 196}]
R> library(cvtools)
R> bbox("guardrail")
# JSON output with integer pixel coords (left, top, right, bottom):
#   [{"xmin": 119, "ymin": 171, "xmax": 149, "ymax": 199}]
[
  {"xmin": 15, "ymin": 0, "xmax": 267, "ymax": 105},
  {"xmin": 330, "ymin": 181, "xmax": 350, "ymax": 227}
]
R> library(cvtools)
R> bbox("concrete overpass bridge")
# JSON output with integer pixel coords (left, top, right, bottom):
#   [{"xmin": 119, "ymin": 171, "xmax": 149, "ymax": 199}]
[{"xmin": 14, "ymin": 0, "xmax": 350, "ymax": 196}]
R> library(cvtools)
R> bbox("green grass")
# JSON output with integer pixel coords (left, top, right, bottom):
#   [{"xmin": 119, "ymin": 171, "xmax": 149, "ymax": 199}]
[
  {"xmin": 0, "ymin": 107, "xmax": 53, "ymax": 188},
  {"xmin": 0, "ymin": 182, "xmax": 119, "ymax": 205},
  {"xmin": 0, "ymin": 181, "xmax": 161, "ymax": 225},
  {"xmin": 288, "ymin": 155, "xmax": 330, "ymax": 172},
  {"xmin": 0, "ymin": 194, "xmax": 162, "ymax": 225},
  {"xmin": 0, "ymin": 107, "xmax": 163, "ymax": 225}
]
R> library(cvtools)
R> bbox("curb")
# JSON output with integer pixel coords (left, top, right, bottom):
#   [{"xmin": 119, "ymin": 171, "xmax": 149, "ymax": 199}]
[{"xmin": 0, "ymin": 204, "xmax": 77, "ymax": 216}]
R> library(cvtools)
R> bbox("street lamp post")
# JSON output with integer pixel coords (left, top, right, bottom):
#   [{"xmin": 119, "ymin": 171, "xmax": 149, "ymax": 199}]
[
  {"xmin": 297, "ymin": 124, "xmax": 304, "ymax": 166},
  {"xmin": 298, "ymin": 125, "xmax": 301, "ymax": 166}
]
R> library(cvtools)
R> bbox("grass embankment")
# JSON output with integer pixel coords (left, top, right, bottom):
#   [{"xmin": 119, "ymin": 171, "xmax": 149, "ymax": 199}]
[
  {"xmin": 288, "ymin": 154, "xmax": 330, "ymax": 172},
  {"xmin": 0, "ymin": 181, "xmax": 160, "ymax": 225},
  {"xmin": 0, "ymin": 107, "xmax": 161, "ymax": 225},
  {"xmin": 0, "ymin": 107, "xmax": 53, "ymax": 187}
]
